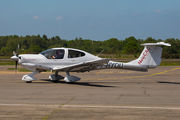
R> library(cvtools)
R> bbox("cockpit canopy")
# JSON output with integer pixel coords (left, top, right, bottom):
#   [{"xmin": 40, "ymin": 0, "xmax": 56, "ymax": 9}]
[
  {"xmin": 40, "ymin": 49, "xmax": 65, "ymax": 59},
  {"xmin": 40, "ymin": 48, "xmax": 85, "ymax": 59}
]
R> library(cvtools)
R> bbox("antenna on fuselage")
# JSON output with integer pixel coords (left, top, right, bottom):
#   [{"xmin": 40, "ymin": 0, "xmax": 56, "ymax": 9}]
[{"xmin": 97, "ymin": 49, "xmax": 105, "ymax": 57}]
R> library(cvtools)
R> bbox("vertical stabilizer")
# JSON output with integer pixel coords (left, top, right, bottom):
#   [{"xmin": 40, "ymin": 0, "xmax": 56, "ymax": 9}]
[{"xmin": 127, "ymin": 42, "xmax": 171, "ymax": 68}]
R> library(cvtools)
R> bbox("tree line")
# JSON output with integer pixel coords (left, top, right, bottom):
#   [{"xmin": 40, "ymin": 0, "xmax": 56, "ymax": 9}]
[{"xmin": 0, "ymin": 34, "xmax": 180, "ymax": 58}]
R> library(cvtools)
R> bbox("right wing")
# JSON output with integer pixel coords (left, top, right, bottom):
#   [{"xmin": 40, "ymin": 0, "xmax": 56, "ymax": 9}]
[{"xmin": 52, "ymin": 58, "xmax": 110, "ymax": 72}]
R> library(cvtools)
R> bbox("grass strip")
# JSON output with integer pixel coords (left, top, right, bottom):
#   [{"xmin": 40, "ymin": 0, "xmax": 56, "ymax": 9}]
[
  {"xmin": 0, "ymin": 61, "xmax": 15, "ymax": 65},
  {"xmin": 7, "ymin": 68, "xmax": 31, "ymax": 72},
  {"xmin": 160, "ymin": 61, "xmax": 180, "ymax": 66},
  {"xmin": 0, "ymin": 56, "xmax": 11, "ymax": 59}
]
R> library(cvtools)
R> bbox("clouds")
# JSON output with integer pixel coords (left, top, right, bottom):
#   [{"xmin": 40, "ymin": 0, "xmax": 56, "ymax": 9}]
[
  {"xmin": 33, "ymin": 16, "xmax": 44, "ymax": 20},
  {"xmin": 155, "ymin": 9, "xmax": 180, "ymax": 14},
  {"xmin": 55, "ymin": 16, "xmax": 63, "ymax": 20},
  {"xmin": 132, "ymin": 12, "xmax": 142, "ymax": 16},
  {"xmin": 33, "ymin": 16, "xmax": 63, "ymax": 20},
  {"xmin": 155, "ymin": 9, "xmax": 162, "ymax": 13}
]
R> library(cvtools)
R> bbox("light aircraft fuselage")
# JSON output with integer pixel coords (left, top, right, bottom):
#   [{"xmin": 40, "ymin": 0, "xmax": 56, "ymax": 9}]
[{"xmin": 11, "ymin": 42, "xmax": 171, "ymax": 83}]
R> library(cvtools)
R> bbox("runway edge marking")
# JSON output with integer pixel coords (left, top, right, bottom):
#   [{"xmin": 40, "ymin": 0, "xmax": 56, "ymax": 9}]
[
  {"xmin": 1, "ymin": 103, "xmax": 180, "ymax": 110},
  {"xmin": 63, "ymin": 105, "xmax": 180, "ymax": 110}
]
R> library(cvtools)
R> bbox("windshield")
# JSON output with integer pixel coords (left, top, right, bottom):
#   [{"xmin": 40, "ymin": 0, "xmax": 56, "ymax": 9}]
[{"xmin": 40, "ymin": 49, "xmax": 65, "ymax": 59}]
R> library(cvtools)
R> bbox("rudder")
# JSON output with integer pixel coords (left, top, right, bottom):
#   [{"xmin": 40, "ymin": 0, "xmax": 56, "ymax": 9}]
[{"xmin": 127, "ymin": 42, "xmax": 170, "ymax": 68}]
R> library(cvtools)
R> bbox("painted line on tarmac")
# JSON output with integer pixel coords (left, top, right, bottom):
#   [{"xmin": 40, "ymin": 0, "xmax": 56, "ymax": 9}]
[
  {"xmin": 0, "ymin": 103, "xmax": 180, "ymax": 110},
  {"xmin": 0, "ymin": 71, "xmax": 51, "ymax": 75},
  {"xmin": 63, "ymin": 105, "xmax": 180, "ymax": 110},
  {"xmin": 96, "ymin": 71, "xmax": 129, "ymax": 75},
  {"xmin": 96, "ymin": 67, "xmax": 180, "ymax": 80},
  {"xmin": 96, "ymin": 71, "xmax": 102, "ymax": 75},
  {"xmin": 0, "ymin": 103, "xmax": 60, "ymax": 107}
]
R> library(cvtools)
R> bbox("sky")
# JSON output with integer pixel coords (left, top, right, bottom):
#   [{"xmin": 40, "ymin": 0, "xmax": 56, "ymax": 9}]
[{"xmin": 0, "ymin": 0, "xmax": 180, "ymax": 41}]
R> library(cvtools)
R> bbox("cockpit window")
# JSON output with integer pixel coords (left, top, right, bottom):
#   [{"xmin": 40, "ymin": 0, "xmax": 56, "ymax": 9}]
[
  {"xmin": 40, "ymin": 49, "xmax": 64, "ymax": 59},
  {"xmin": 68, "ymin": 50, "xmax": 85, "ymax": 58}
]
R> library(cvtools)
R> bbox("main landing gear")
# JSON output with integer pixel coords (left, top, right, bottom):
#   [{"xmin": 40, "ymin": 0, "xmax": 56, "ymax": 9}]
[
  {"xmin": 64, "ymin": 71, "xmax": 81, "ymax": 83},
  {"xmin": 49, "ymin": 71, "xmax": 81, "ymax": 83},
  {"xmin": 49, "ymin": 71, "xmax": 63, "ymax": 82},
  {"xmin": 22, "ymin": 70, "xmax": 81, "ymax": 83}
]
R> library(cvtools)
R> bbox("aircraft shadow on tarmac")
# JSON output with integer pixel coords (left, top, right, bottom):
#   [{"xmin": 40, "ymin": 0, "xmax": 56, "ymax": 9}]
[
  {"xmin": 38, "ymin": 79, "xmax": 114, "ymax": 88},
  {"xmin": 157, "ymin": 81, "xmax": 180, "ymax": 84}
]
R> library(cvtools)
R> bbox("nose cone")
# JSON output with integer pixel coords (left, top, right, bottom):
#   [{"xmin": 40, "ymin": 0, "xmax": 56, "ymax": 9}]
[{"xmin": 11, "ymin": 56, "xmax": 19, "ymax": 61}]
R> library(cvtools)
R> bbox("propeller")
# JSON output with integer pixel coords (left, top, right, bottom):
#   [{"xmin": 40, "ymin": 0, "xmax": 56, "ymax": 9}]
[
  {"xmin": 16, "ymin": 44, "xmax": 19, "ymax": 57},
  {"xmin": 11, "ymin": 44, "xmax": 20, "ymax": 73},
  {"xmin": 15, "ymin": 44, "xmax": 19, "ymax": 72}
]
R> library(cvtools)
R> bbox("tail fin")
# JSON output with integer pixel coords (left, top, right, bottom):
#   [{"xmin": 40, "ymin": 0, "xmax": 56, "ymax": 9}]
[{"xmin": 128, "ymin": 42, "xmax": 171, "ymax": 68}]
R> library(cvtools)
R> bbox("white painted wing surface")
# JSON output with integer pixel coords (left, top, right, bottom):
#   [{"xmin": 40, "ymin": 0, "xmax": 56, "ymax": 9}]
[{"xmin": 53, "ymin": 58, "xmax": 110, "ymax": 72}]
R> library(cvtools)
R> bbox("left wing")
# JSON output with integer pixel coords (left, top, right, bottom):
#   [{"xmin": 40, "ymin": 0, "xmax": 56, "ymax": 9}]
[{"xmin": 52, "ymin": 58, "xmax": 109, "ymax": 72}]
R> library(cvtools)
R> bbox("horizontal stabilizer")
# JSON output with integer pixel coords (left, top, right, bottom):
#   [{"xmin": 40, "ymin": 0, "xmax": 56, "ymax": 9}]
[{"xmin": 141, "ymin": 42, "xmax": 171, "ymax": 46}]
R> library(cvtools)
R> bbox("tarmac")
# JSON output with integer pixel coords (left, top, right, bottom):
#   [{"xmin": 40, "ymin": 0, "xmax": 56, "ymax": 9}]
[{"xmin": 0, "ymin": 65, "xmax": 180, "ymax": 120}]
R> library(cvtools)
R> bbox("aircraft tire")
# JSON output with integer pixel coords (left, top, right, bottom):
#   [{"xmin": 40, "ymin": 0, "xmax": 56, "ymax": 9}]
[
  {"xmin": 52, "ymin": 80, "xmax": 59, "ymax": 83},
  {"xmin": 68, "ymin": 82, "xmax": 75, "ymax": 84},
  {"xmin": 26, "ymin": 81, "xmax": 32, "ymax": 83}
]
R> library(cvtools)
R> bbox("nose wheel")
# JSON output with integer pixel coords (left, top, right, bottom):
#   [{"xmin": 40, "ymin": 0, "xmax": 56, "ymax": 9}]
[{"xmin": 22, "ymin": 71, "xmax": 40, "ymax": 83}]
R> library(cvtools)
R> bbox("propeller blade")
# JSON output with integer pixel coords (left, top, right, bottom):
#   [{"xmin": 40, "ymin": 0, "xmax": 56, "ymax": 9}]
[
  {"xmin": 16, "ymin": 44, "xmax": 19, "ymax": 56},
  {"xmin": 13, "ymin": 51, "xmax": 16, "ymax": 56},
  {"xmin": 15, "ymin": 61, "xmax": 18, "ymax": 73},
  {"xmin": 12, "ymin": 44, "xmax": 20, "ymax": 74}
]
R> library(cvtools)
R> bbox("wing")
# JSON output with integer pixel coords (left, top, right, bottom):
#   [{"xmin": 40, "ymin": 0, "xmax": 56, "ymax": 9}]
[{"xmin": 52, "ymin": 58, "xmax": 109, "ymax": 72}]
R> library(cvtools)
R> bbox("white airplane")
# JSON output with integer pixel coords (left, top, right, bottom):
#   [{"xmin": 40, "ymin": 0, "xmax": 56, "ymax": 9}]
[{"xmin": 11, "ymin": 42, "xmax": 170, "ymax": 83}]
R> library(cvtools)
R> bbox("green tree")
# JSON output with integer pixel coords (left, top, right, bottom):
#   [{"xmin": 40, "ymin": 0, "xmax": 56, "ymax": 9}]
[
  {"xmin": 104, "ymin": 38, "xmax": 121, "ymax": 53},
  {"xmin": 123, "ymin": 41, "xmax": 140, "ymax": 54},
  {"xmin": 143, "ymin": 37, "xmax": 156, "ymax": 43},
  {"xmin": 123, "ymin": 36, "xmax": 137, "ymax": 44},
  {"xmin": 30, "ymin": 45, "xmax": 42, "ymax": 53},
  {"xmin": 55, "ymin": 36, "xmax": 61, "ymax": 41},
  {"xmin": 43, "ymin": 34, "xmax": 48, "ymax": 40}
]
